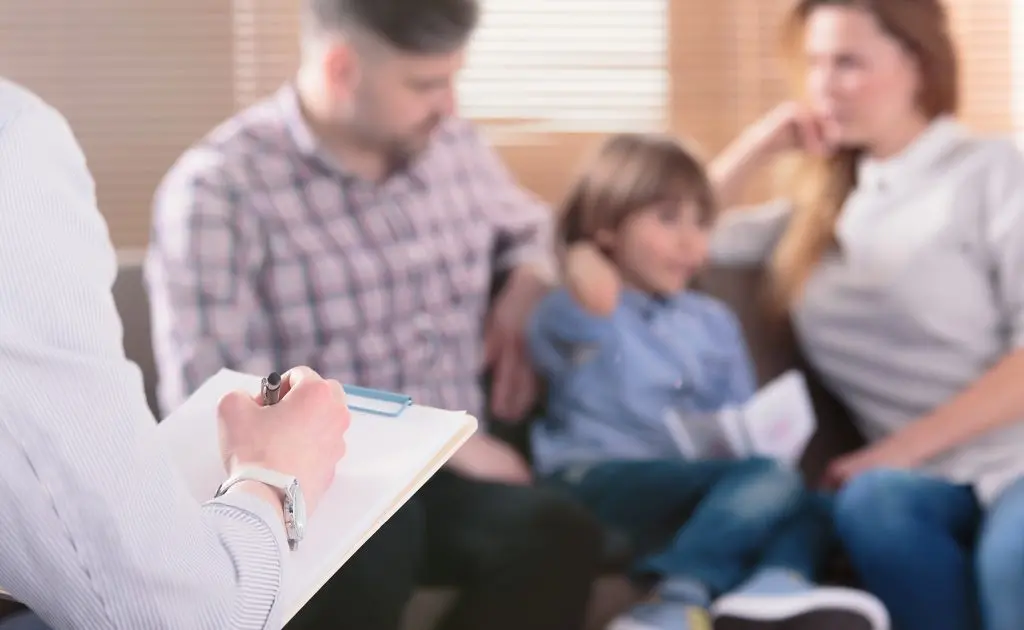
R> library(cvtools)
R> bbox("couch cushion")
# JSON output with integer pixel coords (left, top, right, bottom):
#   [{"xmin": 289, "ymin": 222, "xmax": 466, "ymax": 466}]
[{"xmin": 113, "ymin": 252, "xmax": 160, "ymax": 420}]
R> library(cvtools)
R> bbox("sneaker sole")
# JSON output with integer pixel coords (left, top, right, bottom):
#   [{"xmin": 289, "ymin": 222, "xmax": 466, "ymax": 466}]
[
  {"xmin": 710, "ymin": 588, "xmax": 889, "ymax": 630},
  {"xmin": 713, "ymin": 609, "xmax": 876, "ymax": 630}
]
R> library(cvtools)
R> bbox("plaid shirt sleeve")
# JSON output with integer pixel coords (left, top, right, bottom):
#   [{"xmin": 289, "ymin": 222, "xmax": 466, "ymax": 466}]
[
  {"xmin": 464, "ymin": 127, "xmax": 558, "ymax": 285},
  {"xmin": 145, "ymin": 147, "xmax": 274, "ymax": 414}
]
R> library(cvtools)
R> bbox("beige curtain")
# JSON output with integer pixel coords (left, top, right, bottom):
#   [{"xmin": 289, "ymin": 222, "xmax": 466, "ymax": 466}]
[{"xmin": 0, "ymin": 0, "xmax": 1016, "ymax": 247}]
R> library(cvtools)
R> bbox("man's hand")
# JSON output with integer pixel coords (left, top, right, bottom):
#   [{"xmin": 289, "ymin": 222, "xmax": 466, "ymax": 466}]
[
  {"xmin": 448, "ymin": 433, "xmax": 533, "ymax": 485},
  {"xmin": 484, "ymin": 266, "xmax": 550, "ymax": 421}
]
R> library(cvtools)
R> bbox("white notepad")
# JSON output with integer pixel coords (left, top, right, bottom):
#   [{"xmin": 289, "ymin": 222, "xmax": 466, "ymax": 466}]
[{"xmin": 156, "ymin": 369, "xmax": 477, "ymax": 622}]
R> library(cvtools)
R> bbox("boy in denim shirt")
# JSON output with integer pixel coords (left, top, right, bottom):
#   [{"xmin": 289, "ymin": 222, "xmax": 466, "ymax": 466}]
[{"xmin": 528, "ymin": 134, "xmax": 887, "ymax": 630}]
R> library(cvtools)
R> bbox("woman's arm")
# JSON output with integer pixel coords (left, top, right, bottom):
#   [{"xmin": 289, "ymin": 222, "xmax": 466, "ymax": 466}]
[
  {"xmin": 709, "ymin": 102, "xmax": 824, "ymax": 210},
  {"xmin": 889, "ymin": 351, "xmax": 1024, "ymax": 465},
  {"xmin": 706, "ymin": 107, "xmax": 806, "ymax": 267},
  {"xmin": 709, "ymin": 126, "xmax": 778, "ymax": 210},
  {"xmin": 878, "ymin": 142, "xmax": 1024, "ymax": 465}
]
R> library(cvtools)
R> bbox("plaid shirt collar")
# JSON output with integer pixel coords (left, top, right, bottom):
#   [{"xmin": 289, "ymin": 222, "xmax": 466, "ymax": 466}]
[{"xmin": 273, "ymin": 83, "xmax": 428, "ymax": 190}]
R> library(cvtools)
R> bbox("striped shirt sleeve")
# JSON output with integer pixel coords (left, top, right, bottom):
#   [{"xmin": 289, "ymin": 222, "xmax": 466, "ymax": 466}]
[{"xmin": 0, "ymin": 80, "xmax": 287, "ymax": 629}]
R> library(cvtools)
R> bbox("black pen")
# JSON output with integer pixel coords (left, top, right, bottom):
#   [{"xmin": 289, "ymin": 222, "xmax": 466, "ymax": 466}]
[{"xmin": 261, "ymin": 371, "xmax": 282, "ymax": 406}]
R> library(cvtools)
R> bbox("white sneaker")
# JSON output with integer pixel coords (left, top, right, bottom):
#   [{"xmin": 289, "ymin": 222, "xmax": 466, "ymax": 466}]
[{"xmin": 710, "ymin": 569, "xmax": 889, "ymax": 630}]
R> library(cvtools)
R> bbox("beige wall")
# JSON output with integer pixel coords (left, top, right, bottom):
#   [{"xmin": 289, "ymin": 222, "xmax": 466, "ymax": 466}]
[{"xmin": 0, "ymin": 0, "xmax": 1015, "ymax": 246}]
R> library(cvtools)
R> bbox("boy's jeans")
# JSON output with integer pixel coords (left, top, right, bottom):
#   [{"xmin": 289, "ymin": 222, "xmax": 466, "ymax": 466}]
[{"xmin": 548, "ymin": 457, "xmax": 834, "ymax": 596}]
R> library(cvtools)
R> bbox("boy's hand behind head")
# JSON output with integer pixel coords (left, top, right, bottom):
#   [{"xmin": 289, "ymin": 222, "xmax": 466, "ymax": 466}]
[{"xmin": 565, "ymin": 243, "xmax": 620, "ymax": 317}]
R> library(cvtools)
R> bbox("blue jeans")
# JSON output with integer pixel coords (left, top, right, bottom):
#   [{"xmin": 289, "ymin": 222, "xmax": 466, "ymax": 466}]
[
  {"xmin": 834, "ymin": 468, "xmax": 1024, "ymax": 630},
  {"xmin": 549, "ymin": 457, "xmax": 834, "ymax": 596}
]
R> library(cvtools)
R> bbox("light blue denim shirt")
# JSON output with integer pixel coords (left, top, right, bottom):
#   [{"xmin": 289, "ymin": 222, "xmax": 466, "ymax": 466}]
[{"xmin": 528, "ymin": 287, "xmax": 757, "ymax": 475}]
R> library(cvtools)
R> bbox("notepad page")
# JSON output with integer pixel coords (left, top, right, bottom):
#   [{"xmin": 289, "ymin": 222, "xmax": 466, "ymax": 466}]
[
  {"xmin": 737, "ymin": 370, "xmax": 817, "ymax": 468},
  {"xmin": 155, "ymin": 369, "xmax": 477, "ymax": 622}
]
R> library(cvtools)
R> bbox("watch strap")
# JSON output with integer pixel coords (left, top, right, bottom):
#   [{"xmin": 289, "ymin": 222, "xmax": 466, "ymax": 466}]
[
  {"xmin": 217, "ymin": 466, "xmax": 296, "ymax": 497},
  {"xmin": 216, "ymin": 467, "xmax": 304, "ymax": 550}
]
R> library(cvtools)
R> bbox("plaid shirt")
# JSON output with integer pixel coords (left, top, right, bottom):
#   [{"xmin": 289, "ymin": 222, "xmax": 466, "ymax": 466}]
[{"xmin": 146, "ymin": 85, "xmax": 554, "ymax": 418}]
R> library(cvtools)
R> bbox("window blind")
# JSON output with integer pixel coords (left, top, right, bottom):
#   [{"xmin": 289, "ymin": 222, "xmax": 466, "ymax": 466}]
[
  {"xmin": 232, "ymin": 0, "xmax": 299, "ymax": 109},
  {"xmin": 458, "ymin": 0, "xmax": 670, "ymax": 134},
  {"xmin": 0, "ymin": 0, "xmax": 237, "ymax": 247},
  {"xmin": 1, "ymin": 0, "xmax": 1020, "ymax": 245}
]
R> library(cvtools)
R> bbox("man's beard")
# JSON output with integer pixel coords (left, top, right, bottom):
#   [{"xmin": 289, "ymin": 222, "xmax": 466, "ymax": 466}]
[
  {"xmin": 396, "ymin": 114, "xmax": 443, "ymax": 154},
  {"xmin": 381, "ymin": 115, "xmax": 443, "ymax": 167}
]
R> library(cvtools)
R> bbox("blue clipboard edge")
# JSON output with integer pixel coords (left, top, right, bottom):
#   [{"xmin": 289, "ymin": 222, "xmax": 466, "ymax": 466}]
[{"xmin": 342, "ymin": 384, "xmax": 413, "ymax": 417}]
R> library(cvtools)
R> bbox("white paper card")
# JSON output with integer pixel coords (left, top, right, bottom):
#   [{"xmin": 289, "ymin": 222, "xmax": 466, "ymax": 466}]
[
  {"xmin": 156, "ymin": 369, "xmax": 477, "ymax": 622},
  {"xmin": 663, "ymin": 370, "xmax": 817, "ymax": 467},
  {"xmin": 663, "ymin": 407, "xmax": 740, "ymax": 459},
  {"xmin": 736, "ymin": 370, "xmax": 817, "ymax": 467}
]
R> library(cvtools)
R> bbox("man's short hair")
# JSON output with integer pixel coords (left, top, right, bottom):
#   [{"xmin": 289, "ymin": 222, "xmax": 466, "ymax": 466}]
[{"xmin": 303, "ymin": 0, "xmax": 480, "ymax": 55}]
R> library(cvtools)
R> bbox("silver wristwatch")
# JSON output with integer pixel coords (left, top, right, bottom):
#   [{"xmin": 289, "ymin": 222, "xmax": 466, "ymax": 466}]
[{"xmin": 216, "ymin": 467, "xmax": 307, "ymax": 551}]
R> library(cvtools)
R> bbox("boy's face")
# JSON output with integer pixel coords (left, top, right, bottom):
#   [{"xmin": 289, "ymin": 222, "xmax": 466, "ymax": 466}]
[{"xmin": 597, "ymin": 201, "xmax": 709, "ymax": 296}]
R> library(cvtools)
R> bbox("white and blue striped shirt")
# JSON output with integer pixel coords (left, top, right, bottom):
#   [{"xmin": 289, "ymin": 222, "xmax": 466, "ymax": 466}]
[{"xmin": 0, "ymin": 79, "xmax": 288, "ymax": 628}]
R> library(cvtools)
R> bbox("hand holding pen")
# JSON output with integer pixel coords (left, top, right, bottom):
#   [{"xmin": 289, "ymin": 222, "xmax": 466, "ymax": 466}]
[{"xmin": 216, "ymin": 366, "xmax": 351, "ymax": 515}]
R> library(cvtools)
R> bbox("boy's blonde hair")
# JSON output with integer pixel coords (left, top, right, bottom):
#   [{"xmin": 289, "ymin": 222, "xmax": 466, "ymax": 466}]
[{"xmin": 558, "ymin": 133, "xmax": 716, "ymax": 248}]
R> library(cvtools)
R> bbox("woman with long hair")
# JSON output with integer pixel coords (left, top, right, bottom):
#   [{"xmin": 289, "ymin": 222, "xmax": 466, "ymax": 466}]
[{"xmin": 709, "ymin": 1, "xmax": 1024, "ymax": 629}]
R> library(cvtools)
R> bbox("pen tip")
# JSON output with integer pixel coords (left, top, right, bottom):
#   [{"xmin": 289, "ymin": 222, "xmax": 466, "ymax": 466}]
[{"xmin": 267, "ymin": 371, "xmax": 282, "ymax": 387}]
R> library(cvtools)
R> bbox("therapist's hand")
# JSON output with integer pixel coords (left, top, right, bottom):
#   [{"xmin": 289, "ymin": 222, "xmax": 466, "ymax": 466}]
[{"xmin": 217, "ymin": 366, "xmax": 351, "ymax": 516}]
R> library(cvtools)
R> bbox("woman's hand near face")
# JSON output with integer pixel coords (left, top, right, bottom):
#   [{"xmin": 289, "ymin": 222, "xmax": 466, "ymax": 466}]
[
  {"xmin": 749, "ymin": 102, "xmax": 832, "ymax": 157},
  {"xmin": 710, "ymin": 102, "xmax": 831, "ymax": 209}
]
